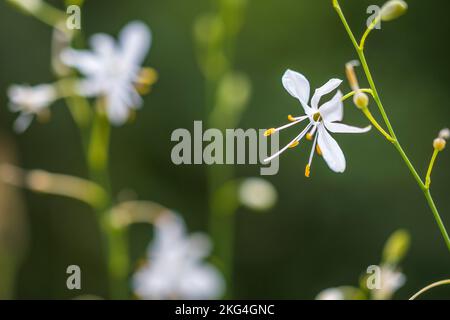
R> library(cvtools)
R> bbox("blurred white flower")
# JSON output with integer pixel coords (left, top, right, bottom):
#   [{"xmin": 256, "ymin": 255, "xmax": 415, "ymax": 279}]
[
  {"xmin": 316, "ymin": 288, "xmax": 345, "ymax": 300},
  {"xmin": 238, "ymin": 178, "xmax": 277, "ymax": 211},
  {"xmin": 264, "ymin": 70, "xmax": 371, "ymax": 177},
  {"xmin": 133, "ymin": 213, "xmax": 225, "ymax": 300},
  {"xmin": 372, "ymin": 265, "xmax": 405, "ymax": 300},
  {"xmin": 8, "ymin": 84, "xmax": 56, "ymax": 133},
  {"xmin": 61, "ymin": 21, "xmax": 152, "ymax": 125}
]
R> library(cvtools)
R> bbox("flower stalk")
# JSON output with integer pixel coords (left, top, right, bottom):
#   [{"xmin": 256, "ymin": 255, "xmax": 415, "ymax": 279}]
[{"xmin": 333, "ymin": 0, "xmax": 450, "ymax": 252}]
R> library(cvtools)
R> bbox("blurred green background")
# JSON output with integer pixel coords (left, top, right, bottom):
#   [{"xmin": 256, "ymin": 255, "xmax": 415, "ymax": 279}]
[{"xmin": 0, "ymin": 0, "xmax": 449, "ymax": 299}]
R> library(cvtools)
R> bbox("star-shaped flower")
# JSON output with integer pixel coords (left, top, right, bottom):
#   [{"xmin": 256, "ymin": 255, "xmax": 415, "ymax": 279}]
[
  {"xmin": 61, "ymin": 21, "xmax": 155, "ymax": 125},
  {"xmin": 133, "ymin": 213, "xmax": 225, "ymax": 300},
  {"xmin": 264, "ymin": 70, "xmax": 371, "ymax": 176},
  {"xmin": 8, "ymin": 84, "xmax": 56, "ymax": 133}
]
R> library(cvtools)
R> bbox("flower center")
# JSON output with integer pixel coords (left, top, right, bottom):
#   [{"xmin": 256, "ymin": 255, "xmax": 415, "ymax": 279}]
[{"xmin": 313, "ymin": 112, "xmax": 321, "ymax": 122}]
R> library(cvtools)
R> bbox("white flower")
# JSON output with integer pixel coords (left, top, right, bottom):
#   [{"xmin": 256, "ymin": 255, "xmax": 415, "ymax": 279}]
[
  {"xmin": 372, "ymin": 265, "xmax": 406, "ymax": 300},
  {"xmin": 316, "ymin": 288, "xmax": 345, "ymax": 300},
  {"xmin": 264, "ymin": 70, "xmax": 371, "ymax": 177},
  {"xmin": 61, "ymin": 21, "xmax": 152, "ymax": 125},
  {"xmin": 133, "ymin": 213, "xmax": 225, "ymax": 300},
  {"xmin": 8, "ymin": 84, "xmax": 56, "ymax": 133}
]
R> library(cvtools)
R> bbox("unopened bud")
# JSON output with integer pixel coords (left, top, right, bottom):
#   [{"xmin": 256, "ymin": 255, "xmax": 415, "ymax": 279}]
[
  {"xmin": 439, "ymin": 128, "xmax": 450, "ymax": 140},
  {"xmin": 381, "ymin": 0, "xmax": 408, "ymax": 22},
  {"xmin": 433, "ymin": 138, "xmax": 446, "ymax": 151},
  {"xmin": 353, "ymin": 92, "xmax": 369, "ymax": 109}
]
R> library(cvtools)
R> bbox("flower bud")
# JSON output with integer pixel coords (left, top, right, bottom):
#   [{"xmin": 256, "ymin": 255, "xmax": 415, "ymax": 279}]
[
  {"xmin": 380, "ymin": 0, "xmax": 408, "ymax": 22},
  {"xmin": 353, "ymin": 92, "xmax": 369, "ymax": 109},
  {"xmin": 238, "ymin": 178, "xmax": 277, "ymax": 211},
  {"xmin": 433, "ymin": 138, "xmax": 446, "ymax": 151},
  {"xmin": 439, "ymin": 128, "xmax": 450, "ymax": 140}
]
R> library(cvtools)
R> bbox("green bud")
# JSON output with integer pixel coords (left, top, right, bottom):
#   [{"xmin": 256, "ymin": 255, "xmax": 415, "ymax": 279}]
[
  {"xmin": 381, "ymin": 0, "xmax": 408, "ymax": 22},
  {"xmin": 353, "ymin": 92, "xmax": 369, "ymax": 109},
  {"xmin": 382, "ymin": 229, "xmax": 410, "ymax": 265}
]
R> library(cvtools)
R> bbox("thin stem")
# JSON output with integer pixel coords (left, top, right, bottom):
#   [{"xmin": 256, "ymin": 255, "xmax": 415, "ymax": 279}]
[
  {"xmin": 425, "ymin": 149, "xmax": 439, "ymax": 189},
  {"xmin": 360, "ymin": 15, "xmax": 381, "ymax": 50},
  {"xmin": 361, "ymin": 108, "xmax": 395, "ymax": 142},
  {"xmin": 334, "ymin": 0, "xmax": 450, "ymax": 252},
  {"xmin": 423, "ymin": 190, "xmax": 450, "ymax": 252},
  {"xmin": 341, "ymin": 88, "xmax": 373, "ymax": 101},
  {"xmin": 409, "ymin": 279, "xmax": 450, "ymax": 300}
]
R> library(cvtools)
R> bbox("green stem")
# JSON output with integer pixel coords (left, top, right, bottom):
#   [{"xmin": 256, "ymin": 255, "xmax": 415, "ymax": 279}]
[
  {"xmin": 425, "ymin": 149, "xmax": 439, "ymax": 188},
  {"xmin": 424, "ymin": 190, "xmax": 450, "ymax": 252},
  {"xmin": 333, "ymin": 0, "xmax": 450, "ymax": 253},
  {"xmin": 88, "ymin": 111, "xmax": 129, "ymax": 299}
]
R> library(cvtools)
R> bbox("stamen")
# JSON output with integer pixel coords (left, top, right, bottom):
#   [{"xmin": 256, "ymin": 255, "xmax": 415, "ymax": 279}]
[
  {"xmin": 306, "ymin": 125, "xmax": 318, "ymax": 141},
  {"xmin": 305, "ymin": 165, "xmax": 311, "ymax": 178},
  {"xmin": 305, "ymin": 128, "xmax": 319, "ymax": 178},
  {"xmin": 137, "ymin": 67, "xmax": 158, "ymax": 86},
  {"xmin": 316, "ymin": 144, "xmax": 322, "ymax": 156},
  {"xmin": 287, "ymin": 115, "xmax": 297, "ymax": 122},
  {"xmin": 135, "ymin": 67, "xmax": 158, "ymax": 95},
  {"xmin": 264, "ymin": 128, "xmax": 276, "ymax": 136},
  {"xmin": 289, "ymin": 141, "xmax": 299, "ymax": 148},
  {"xmin": 264, "ymin": 123, "xmax": 313, "ymax": 163}
]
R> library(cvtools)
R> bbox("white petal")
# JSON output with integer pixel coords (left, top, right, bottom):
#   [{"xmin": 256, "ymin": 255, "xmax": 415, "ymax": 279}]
[
  {"xmin": 311, "ymin": 78, "xmax": 342, "ymax": 109},
  {"xmin": 60, "ymin": 49, "xmax": 101, "ymax": 75},
  {"xmin": 178, "ymin": 264, "xmax": 225, "ymax": 299},
  {"xmin": 120, "ymin": 21, "xmax": 152, "ymax": 65},
  {"xmin": 319, "ymin": 90, "xmax": 343, "ymax": 123},
  {"xmin": 317, "ymin": 125, "xmax": 346, "ymax": 173},
  {"xmin": 282, "ymin": 70, "xmax": 313, "ymax": 114},
  {"xmin": 90, "ymin": 33, "xmax": 116, "ymax": 57},
  {"xmin": 13, "ymin": 113, "xmax": 34, "ymax": 133},
  {"xmin": 324, "ymin": 122, "xmax": 372, "ymax": 134}
]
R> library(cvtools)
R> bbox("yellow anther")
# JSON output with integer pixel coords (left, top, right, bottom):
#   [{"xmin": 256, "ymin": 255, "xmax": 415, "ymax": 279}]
[
  {"xmin": 316, "ymin": 144, "xmax": 322, "ymax": 156},
  {"xmin": 135, "ymin": 67, "xmax": 158, "ymax": 95},
  {"xmin": 306, "ymin": 133, "xmax": 313, "ymax": 141},
  {"xmin": 264, "ymin": 128, "xmax": 276, "ymax": 137},
  {"xmin": 137, "ymin": 67, "xmax": 158, "ymax": 86},
  {"xmin": 305, "ymin": 164, "xmax": 311, "ymax": 178},
  {"xmin": 289, "ymin": 141, "xmax": 299, "ymax": 149},
  {"xmin": 287, "ymin": 115, "xmax": 297, "ymax": 122}
]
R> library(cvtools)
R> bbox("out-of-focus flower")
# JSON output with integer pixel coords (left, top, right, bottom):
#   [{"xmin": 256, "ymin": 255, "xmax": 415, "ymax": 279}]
[
  {"xmin": 133, "ymin": 213, "xmax": 225, "ymax": 300},
  {"xmin": 7, "ymin": 84, "xmax": 56, "ymax": 133},
  {"xmin": 61, "ymin": 21, "xmax": 154, "ymax": 125},
  {"xmin": 439, "ymin": 128, "xmax": 450, "ymax": 140},
  {"xmin": 316, "ymin": 288, "xmax": 344, "ymax": 300},
  {"xmin": 238, "ymin": 178, "xmax": 277, "ymax": 211},
  {"xmin": 371, "ymin": 265, "xmax": 406, "ymax": 300},
  {"xmin": 264, "ymin": 70, "xmax": 371, "ymax": 177}
]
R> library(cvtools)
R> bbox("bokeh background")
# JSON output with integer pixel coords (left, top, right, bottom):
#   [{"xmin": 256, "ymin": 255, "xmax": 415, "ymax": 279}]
[{"xmin": 0, "ymin": 0, "xmax": 449, "ymax": 299}]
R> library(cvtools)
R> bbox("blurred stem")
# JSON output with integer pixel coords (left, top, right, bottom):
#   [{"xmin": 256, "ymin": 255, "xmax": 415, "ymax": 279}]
[
  {"xmin": 208, "ymin": 164, "xmax": 237, "ymax": 297},
  {"xmin": 409, "ymin": 279, "xmax": 450, "ymax": 300},
  {"xmin": 8, "ymin": 0, "xmax": 67, "ymax": 31},
  {"xmin": 334, "ymin": 0, "xmax": 450, "ymax": 253},
  {"xmin": 87, "ymin": 110, "xmax": 129, "ymax": 299}
]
